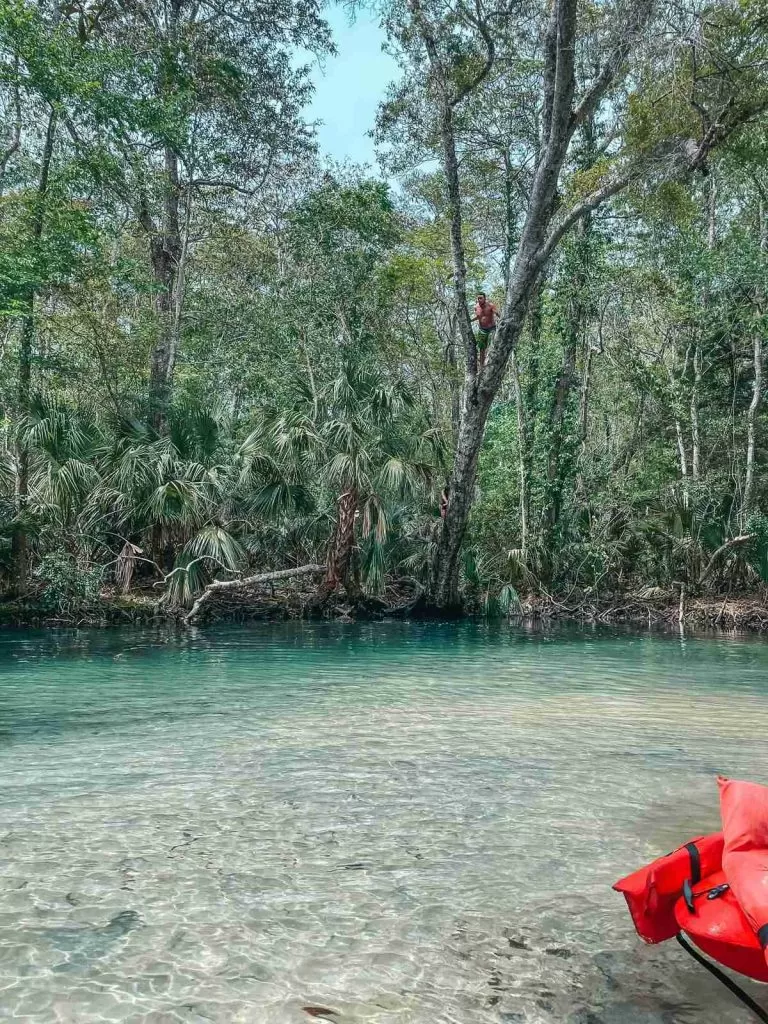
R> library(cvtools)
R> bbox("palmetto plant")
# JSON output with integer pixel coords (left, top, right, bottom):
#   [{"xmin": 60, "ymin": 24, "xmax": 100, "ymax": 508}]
[
  {"xmin": 0, "ymin": 399, "xmax": 104, "ymax": 581},
  {"xmin": 0, "ymin": 370, "xmax": 443, "ymax": 608},
  {"xmin": 0, "ymin": 398, "xmax": 247, "ymax": 604},
  {"xmin": 612, "ymin": 483, "xmax": 767, "ymax": 593},
  {"xmin": 81, "ymin": 405, "xmax": 249, "ymax": 605},
  {"xmin": 246, "ymin": 360, "xmax": 442, "ymax": 598}
]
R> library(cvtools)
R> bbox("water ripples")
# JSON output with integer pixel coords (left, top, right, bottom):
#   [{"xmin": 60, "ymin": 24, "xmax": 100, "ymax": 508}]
[{"xmin": 0, "ymin": 622, "xmax": 767, "ymax": 1022}]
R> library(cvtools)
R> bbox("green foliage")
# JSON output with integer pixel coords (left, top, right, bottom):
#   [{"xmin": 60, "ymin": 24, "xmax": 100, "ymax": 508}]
[
  {"xmin": 1, "ymin": 0, "xmax": 767, "ymax": 620},
  {"xmin": 33, "ymin": 551, "xmax": 103, "ymax": 616}
]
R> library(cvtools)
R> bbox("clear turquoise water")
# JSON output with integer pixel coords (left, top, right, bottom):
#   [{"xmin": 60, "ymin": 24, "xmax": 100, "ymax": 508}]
[{"xmin": 1, "ymin": 622, "xmax": 768, "ymax": 1024}]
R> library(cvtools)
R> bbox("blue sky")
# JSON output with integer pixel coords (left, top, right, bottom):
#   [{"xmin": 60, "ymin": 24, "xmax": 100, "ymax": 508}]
[{"xmin": 307, "ymin": 5, "xmax": 398, "ymax": 168}]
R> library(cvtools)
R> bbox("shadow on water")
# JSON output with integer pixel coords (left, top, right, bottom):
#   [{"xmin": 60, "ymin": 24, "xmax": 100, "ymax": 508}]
[{"xmin": 41, "ymin": 910, "xmax": 141, "ymax": 973}]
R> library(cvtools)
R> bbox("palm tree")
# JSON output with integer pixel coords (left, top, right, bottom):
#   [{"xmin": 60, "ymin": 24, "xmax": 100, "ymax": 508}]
[
  {"xmin": 79, "ymin": 404, "xmax": 248, "ymax": 603},
  {"xmin": 244, "ymin": 360, "xmax": 442, "ymax": 600}
]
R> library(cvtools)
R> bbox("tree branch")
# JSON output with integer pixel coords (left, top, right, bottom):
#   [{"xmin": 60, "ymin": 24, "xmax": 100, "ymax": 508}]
[
  {"xmin": 190, "ymin": 177, "xmax": 257, "ymax": 195},
  {"xmin": 536, "ymin": 170, "xmax": 636, "ymax": 267},
  {"xmin": 571, "ymin": 0, "xmax": 655, "ymax": 130},
  {"xmin": 452, "ymin": 0, "xmax": 495, "ymax": 107},
  {"xmin": 185, "ymin": 563, "xmax": 325, "ymax": 623},
  {"xmin": 699, "ymin": 535, "xmax": 755, "ymax": 585}
]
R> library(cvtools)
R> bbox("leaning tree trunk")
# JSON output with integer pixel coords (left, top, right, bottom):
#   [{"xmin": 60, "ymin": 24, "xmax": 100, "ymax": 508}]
[
  {"xmin": 426, "ymin": 0, "xmax": 656, "ymax": 608},
  {"xmin": 429, "ymin": 294, "xmax": 537, "ymax": 607}
]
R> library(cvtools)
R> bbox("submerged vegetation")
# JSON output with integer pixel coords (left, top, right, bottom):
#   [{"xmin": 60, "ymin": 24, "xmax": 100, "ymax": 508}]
[{"xmin": 1, "ymin": 0, "xmax": 767, "ymax": 623}]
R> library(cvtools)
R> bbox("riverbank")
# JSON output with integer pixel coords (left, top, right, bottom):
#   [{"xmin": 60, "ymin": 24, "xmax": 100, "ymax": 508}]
[
  {"xmin": 514, "ymin": 592, "xmax": 768, "ymax": 633},
  {"xmin": 2, "ymin": 579, "xmax": 768, "ymax": 632}
]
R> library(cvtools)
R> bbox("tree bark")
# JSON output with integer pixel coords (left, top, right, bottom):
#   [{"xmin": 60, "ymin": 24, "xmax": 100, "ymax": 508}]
[
  {"xmin": 439, "ymin": 105, "xmax": 479, "ymax": 382},
  {"xmin": 742, "ymin": 196, "xmax": 766, "ymax": 524},
  {"xmin": 406, "ymin": 0, "xmax": 492, "ymax": 385},
  {"xmin": 147, "ymin": 145, "xmax": 182, "ymax": 432},
  {"xmin": 144, "ymin": 0, "xmax": 185, "ymax": 432},
  {"xmin": 323, "ymin": 488, "xmax": 360, "ymax": 598},
  {"xmin": 11, "ymin": 108, "xmax": 57, "ymax": 593},
  {"xmin": 430, "ymin": 0, "xmax": 578, "ymax": 606}
]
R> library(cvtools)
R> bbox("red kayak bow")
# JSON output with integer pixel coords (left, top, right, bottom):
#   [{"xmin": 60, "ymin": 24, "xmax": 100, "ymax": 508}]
[{"xmin": 615, "ymin": 778, "xmax": 768, "ymax": 1021}]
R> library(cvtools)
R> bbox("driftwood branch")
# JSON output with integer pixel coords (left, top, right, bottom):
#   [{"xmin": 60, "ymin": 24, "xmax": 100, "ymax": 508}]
[{"xmin": 185, "ymin": 564, "xmax": 325, "ymax": 624}]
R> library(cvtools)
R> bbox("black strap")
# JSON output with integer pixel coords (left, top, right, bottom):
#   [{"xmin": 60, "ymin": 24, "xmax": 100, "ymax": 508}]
[
  {"xmin": 685, "ymin": 842, "xmax": 702, "ymax": 885},
  {"xmin": 758, "ymin": 924, "xmax": 768, "ymax": 949},
  {"xmin": 676, "ymin": 933, "xmax": 768, "ymax": 1023}
]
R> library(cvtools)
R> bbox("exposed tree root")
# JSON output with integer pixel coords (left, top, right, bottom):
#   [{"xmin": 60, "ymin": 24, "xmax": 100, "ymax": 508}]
[{"xmin": 514, "ymin": 591, "xmax": 768, "ymax": 632}]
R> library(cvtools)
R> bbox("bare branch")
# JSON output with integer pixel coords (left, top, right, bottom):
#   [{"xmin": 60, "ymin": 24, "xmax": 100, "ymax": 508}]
[
  {"xmin": 452, "ymin": 0, "xmax": 495, "ymax": 107},
  {"xmin": 185, "ymin": 563, "xmax": 325, "ymax": 623},
  {"xmin": 191, "ymin": 178, "xmax": 257, "ymax": 196},
  {"xmin": 571, "ymin": 0, "xmax": 655, "ymax": 130},
  {"xmin": 536, "ymin": 170, "xmax": 636, "ymax": 267}
]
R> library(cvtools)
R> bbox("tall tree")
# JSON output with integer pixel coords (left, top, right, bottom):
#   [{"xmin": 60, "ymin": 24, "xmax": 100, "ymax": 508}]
[{"xmin": 382, "ymin": 0, "xmax": 768, "ymax": 607}]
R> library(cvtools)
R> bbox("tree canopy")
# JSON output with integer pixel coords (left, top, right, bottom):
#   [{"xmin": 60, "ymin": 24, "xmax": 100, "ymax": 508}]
[{"xmin": 1, "ymin": 0, "xmax": 767, "ymax": 622}]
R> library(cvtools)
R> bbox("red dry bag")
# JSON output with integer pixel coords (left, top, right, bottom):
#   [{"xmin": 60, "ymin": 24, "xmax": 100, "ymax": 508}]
[
  {"xmin": 614, "ymin": 832, "xmax": 724, "ymax": 943},
  {"xmin": 719, "ymin": 776, "xmax": 768, "ymax": 964}
]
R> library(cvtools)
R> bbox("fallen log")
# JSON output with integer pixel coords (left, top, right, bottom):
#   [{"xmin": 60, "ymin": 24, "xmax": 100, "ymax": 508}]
[{"xmin": 185, "ymin": 564, "xmax": 325, "ymax": 624}]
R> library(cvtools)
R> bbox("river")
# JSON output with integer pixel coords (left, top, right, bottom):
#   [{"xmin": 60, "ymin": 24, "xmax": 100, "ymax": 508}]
[{"xmin": 1, "ymin": 622, "xmax": 767, "ymax": 1023}]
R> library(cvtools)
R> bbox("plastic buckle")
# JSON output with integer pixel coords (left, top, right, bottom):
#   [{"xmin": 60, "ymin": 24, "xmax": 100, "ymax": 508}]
[{"xmin": 683, "ymin": 878, "xmax": 696, "ymax": 914}]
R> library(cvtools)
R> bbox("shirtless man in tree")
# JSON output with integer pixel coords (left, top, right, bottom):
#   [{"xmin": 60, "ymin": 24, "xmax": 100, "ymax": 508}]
[{"xmin": 471, "ymin": 292, "xmax": 498, "ymax": 368}]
